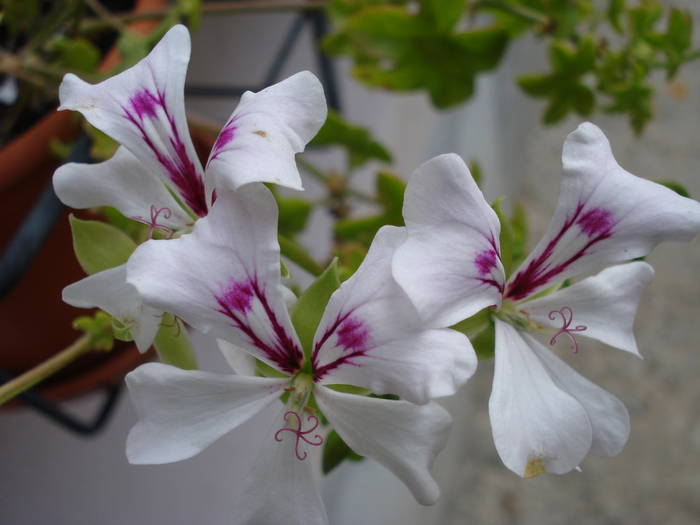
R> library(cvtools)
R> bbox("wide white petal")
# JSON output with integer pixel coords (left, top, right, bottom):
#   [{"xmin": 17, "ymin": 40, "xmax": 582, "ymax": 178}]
[
  {"xmin": 490, "ymin": 320, "xmax": 592, "ymax": 477},
  {"xmin": 528, "ymin": 336, "xmax": 630, "ymax": 457},
  {"xmin": 231, "ymin": 407, "xmax": 329, "ymax": 525},
  {"xmin": 126, "ymin": 362, "xmax": 287, "ymax": 464},
  {"xmin": 205, "ymin": 71, "xmax": 327, "ymax": 192},
  {"xmin": 316, "ymin": 386, "xmax": 451, "ymax": 505},
  {"xmin": 393, "ymin": 154, "xmax": 504, "ymax": 327},
  {"xmin": 127, "ymin": 185, "xmax": 304, "ymax": 375},
  {"xmin": 506, "ymin": 123, "xmax": 700, "ymax": 300},
  {"xmin": 62, "ymin": 265, "xmax": 160, "ymax": 352},
  {"xmin": 58, "ymin": 25, "xmax": 207, "ymax": 217},
  {"xmin": 53, "ymin": 146, "xmax": 192, "ymax": 231},
  {"xmin": 313, "ymin": 226, "xmax": 476, "ymax": 404},
  {"xmin": 520, "ymin": 261, "xmax": 654, "ymax": 356}
]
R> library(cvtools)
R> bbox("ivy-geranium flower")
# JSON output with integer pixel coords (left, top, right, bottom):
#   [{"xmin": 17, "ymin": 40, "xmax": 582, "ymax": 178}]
[
  {"xmin": 124, "ymin": 184, "xmax": 476, "ymax": 524},
  {"xmin": 53, "ymin": 24, "xmax": 326, "ymax": 351},
  {"xmin": 392, "ymin": 123, "xmax": 700, "ymax": 478}
]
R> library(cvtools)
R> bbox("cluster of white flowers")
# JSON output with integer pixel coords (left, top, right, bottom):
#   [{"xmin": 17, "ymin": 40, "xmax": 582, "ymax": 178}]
[{"xmin": 54, "ymin": 25, "xmax": 700, "ymax": 525}]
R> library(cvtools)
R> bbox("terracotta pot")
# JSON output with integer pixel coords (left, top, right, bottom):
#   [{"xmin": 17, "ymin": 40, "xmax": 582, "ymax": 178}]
[{"xmin": 0, "ymin": 0, "xmax": 170, "ymax": 405}]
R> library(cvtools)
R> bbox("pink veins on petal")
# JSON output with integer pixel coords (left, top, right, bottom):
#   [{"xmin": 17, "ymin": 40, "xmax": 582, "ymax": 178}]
[
  {"xmin": 505, "ymin": 203, "xmax": 615, "ymax": 300},
  {"xmin": 209, "ymin": 118, "xmax": 237, "ymax": 163},
  {"xmin": 548, "ymin": 306, "xmax": 587, "ymax": 354},
  {"xmin": 475, "ymin": 248, "xmax": 498, "ymax": 275},
  {"xmin": 123, "ymin": 88, "xmax": 208, "ymax": 217},
  {"xmin": 312, "ymin": 312, "xmax": 371, "ymax": 381},
  {"xmin": 215, "ymin": 277, "xmax": 303, "ymax": 374},
  {"xmin": 274, "ymin": 411, "xmax": 324, "ymax": 461}
]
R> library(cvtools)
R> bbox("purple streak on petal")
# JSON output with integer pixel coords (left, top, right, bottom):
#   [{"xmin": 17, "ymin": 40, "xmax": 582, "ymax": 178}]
[
  {"xmin": 208, "ymin": 118, "xmax": 238, "ymax": 163},
  {"xmin": 122, "ymin": 88, "xmax": 208, "ymax": 217},
  {"xmin": 336, "ymin": 316, "xmax": 369, "ymax": 353},
  {"xmin": 312, "ymin": 311, "xmax": 373, "ymax": 382},
  {"xmin": 215, "ymin": 276, "xmax": 302, "ymax": 375},
  {"xmin": 475, "ymin": 248, "xmax": 498, "ymax": 275},
  {"xmin": 576, "ymin": 208, "xmax": 614, "ymax": 237},
  {"xmin": 505, "ymin": 203, "xmax": 614, "ymax": 301}
]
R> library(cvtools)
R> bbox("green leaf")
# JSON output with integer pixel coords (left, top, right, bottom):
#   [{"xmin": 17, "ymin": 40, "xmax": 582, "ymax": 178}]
[
  {"xmin": 376, "ymin": 171, "xmax": 406, "ymax": 223},
  {"xmin": 310, "ymin": 111, "xmax": 392, "ymax": 169},
  {"xmin": 50, "ymin": 37, "xmax": 100, "ymax": 73},
  {"xmin": 291, "ymin": 259, "xmax": 342, "ymax": 362},
  {"xmin": 69, "ymin": 215, "xmax": 137, "ymax": 275},
  {"xmin": 656, "ymin": 180, "xmax": 690, "ymax": 198},
  {"xmin": 177, "ymin": 0, "xmax": 202, "ymax": 30},
  {"xmin": 451, "ymin": 308, "xmax": 492, "ymax": 337},
  {"xmin": 471, "ymin": 319, "xmax": 495, "ymax": 360},
  {"xmin": 73, "ymin": 311, "xmax": 114, "ymax": 352},
  {"xmin": 510, "ymin": 202, "xmax": 528, "ymax": 269},
  {"xmin": 278, "ymin": 235, "xmax": 324, "ymax": 276},
  {"xmin": 517, "ymin": 73, "xmax": 555, "ymax": 97},
  {"xmin": 153, "ymin": 314, "xmax": 198, "ymax": 370},
  {"xmin": 419, "ymin": 0, "xmax": 465, "ymax": 33},
  {"xmin": 277, "ymin": 197, "xmax": 313, "ymax": 238},
  {"xmin": 322, "ymin": 429, "xmax": 364, "ymax": 474},
  {"xmin": 492, "ymin": 199, "xmax": 513, "ymax": 278},
  {"xmin": 571, "ymin": 83, "xmax": 595, "ymax": 116},
  {"xmin": 608, "ymin": 0, "xmax": 626, "ymax": 33},
  {"xmin": 3, "ymin": 0, "xmax": 39, "ymax": 36},
  {"xmin": 543, "ymin": 95, "xmax": 570, "ymax": 124},
  {"xmin": 335, "ymin": 216, "xmax": 385, "ymax": 245}
]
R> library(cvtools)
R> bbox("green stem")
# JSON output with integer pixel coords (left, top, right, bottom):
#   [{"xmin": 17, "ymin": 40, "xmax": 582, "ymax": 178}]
[
  {"xmin": 153, "ymin": 314, "xmax": 198, "ymax": 370},
  {"xmin": 0, "ymin": 335, "xmax": 93, "ymax": 406},
  {"xmin": 279, "ymin": 235, "xmax": 324, "ymax": 277},
  {"xmin": 472, "ymin": 0, "xmax": 547, "ymax": 25},
  {"xmin": 297, "ymin": 157, "xmax": 376, "ymax": 203}
]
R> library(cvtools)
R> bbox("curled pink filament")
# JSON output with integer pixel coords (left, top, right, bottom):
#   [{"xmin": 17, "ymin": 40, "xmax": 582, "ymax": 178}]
[
  {"xmin": 274, "ymin": 410, "xmax": 324, "ymax": 461},
  {"xmin": 133, "ymin": 205, "xmax": 174, "ymax": 238},
  {"xmin": 548, "ymin": 306, "xmax": 587, "ymax": 354}
]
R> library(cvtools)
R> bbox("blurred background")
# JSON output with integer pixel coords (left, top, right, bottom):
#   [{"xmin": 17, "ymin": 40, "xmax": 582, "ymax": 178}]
[{"xmin": 1, "ymin": 1, "xmax": 699, "ymax": 523}]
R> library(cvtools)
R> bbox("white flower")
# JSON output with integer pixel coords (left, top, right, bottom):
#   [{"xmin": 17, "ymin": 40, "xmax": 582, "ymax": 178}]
[
  {"xmin": 393, "ymin": 122, "xmax": 700, "ymax": 477},
  {"xmin": 124, "ymin": 185, "xmax": 477, "ymax": 523},
  {"xmin": 53, "ymin": 24, "xmax": 327, "ymax": 351}
]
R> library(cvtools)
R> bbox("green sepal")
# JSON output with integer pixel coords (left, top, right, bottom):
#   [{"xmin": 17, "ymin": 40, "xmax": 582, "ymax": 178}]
[
  {"xmin": 471, "ymin": 319, "xmax": 495, "ymax": 360},
  {"xmin": 111, "ymin": 317, "xmax": 133, "ymax": 343},
  {"xmin": 451, "ymin": 308, "xmax": 492, "ymax": 338},
  {"xmin": 73, "ymin": 311, "xmax": 114, "ymax": 352},
  {"xmin": 69, "ymin": 215, "xmax": 137, "ymax": 275},
  {"xmin": 491, "ymin": 198, "xmax": 513, "ymax": 278},
  {"xmin": 153, "ymin": 314, "xmax": 198, "ymax": 370},
  {"xmin": 322, "ymin": 429, "xmax": 364, "ymax": 475},
  {"xmin": 656, "ymin": 180, "xmax": 691, "ymax": 198},
  {"xmin": 291, "ymin": 259, "xmax": 342, "ymax": 364}
]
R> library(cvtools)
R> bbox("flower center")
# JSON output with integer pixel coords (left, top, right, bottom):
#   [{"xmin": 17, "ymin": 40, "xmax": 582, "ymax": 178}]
[{"xmin": 133, "ymin": 205, "xmax": 174, "ymax": 239}]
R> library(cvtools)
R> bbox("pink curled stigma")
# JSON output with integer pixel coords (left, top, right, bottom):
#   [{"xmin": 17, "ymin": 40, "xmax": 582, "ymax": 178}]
[
  {"xmin": 274, "ymin": 410, "xmax": 324, "ymax": 461},
  {"xmin": 133, "ymin": 205, "xmax": 174, "ymax": 238},
  {"xmin": 548, "ymin": 306, "xmax": 587, "ymax": 354}
]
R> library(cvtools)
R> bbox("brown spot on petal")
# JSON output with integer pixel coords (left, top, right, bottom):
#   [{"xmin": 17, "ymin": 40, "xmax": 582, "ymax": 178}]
[
  {"xmin": 524, "ymin": 458, "xmax": 546, "ymax": 478},
  {"xmin": 252, "ymin": 130, "xmax": 267, "ymax": 138}
]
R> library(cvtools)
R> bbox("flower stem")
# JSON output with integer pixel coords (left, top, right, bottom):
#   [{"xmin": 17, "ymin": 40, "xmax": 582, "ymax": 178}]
[
  {"xmin": 279, "ymin": 235, "xmax": 324, "ymax": 277},
  {"xmin": 0, "ymin": 334, "xmax": 93, "ymax": 406},
  {"xmin": 472, "ymin": 0, "xmax": 547, "ymax": 25}
]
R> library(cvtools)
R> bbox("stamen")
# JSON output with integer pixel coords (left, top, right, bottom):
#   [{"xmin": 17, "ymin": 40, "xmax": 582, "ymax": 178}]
[
  {"xmin": 133, "ymin": 205, "xmax": 175, "ymax": 239},
  {"xmin": 548, "ymin": 306, "xmax": 587, "ymax": 353},
  {"xmin": 274, "ymin": 410, "xmax": 324, "ymax": 461}
]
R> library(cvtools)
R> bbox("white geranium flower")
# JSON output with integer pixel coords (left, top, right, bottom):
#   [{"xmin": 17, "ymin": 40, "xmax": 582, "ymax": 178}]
[
  {"xmin": 53, "ymin": 24, "xmax": 327, "ymax": 351},
  {"xmin": 393, "ymin": 122, "xmax": 700, "ymax": 478},
  {"xmin": 124, "ymin": 185, "xmax": 477, "ymax": 523}
]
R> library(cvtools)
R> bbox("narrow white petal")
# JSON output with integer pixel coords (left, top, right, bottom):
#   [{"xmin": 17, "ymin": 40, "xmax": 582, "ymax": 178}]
[
  {"xmin": 506, "ymin": 123, "xmax": 700, "ymax": 300},
  {"xmin": 53, "ymin": 146, "xmax": 191, "ymax": 231},
  {"xmin": 58, "ymin": 25, "xmax": 207, "ymax": 217},
  {"xmin": 231, "ymin": 407, "xmax": 329, "ymax": 525},
  {"xmin": 528, "ymin": 336, "xmax": 630, "ymax": 457},
  {"xmin": 205, "ymin": 71, "xmax": 327, "ymax": 192},
  {"xmin": 218, "ymin": 339, "xmax": 257, "ymax": 376},
  {"xmin": 62, "ymin": 265, "xmax": 160, "ymax": 352},
  {"xmin": 126, "ymin": 363, "xmax": 287, "ymax": 464},
  {"xmin": 490, "ymin": 320, "xmax": 592, "ymax": 477},
  {"xmin": 316, "ymin": 386, "xmax": 451, "ymax": 505},
  {"xmin": 313, "ymin": 226, "xmax": 476, "ymax": 404},
  {"xmin": 127, "ymin": 186, "xmax": 304, "ymax": 374},
  {"xmin": 521, "ymin": 261, "xmax": 654, "ymax": 356},
  {"xmin": 393, "ymin": 154, "xmax": 504, "ymax": 327}
]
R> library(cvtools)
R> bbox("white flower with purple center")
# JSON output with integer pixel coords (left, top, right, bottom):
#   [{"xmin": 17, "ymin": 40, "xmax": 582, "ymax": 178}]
[
  {"xmin": 53, "ymin": 24, "xmax": 326, "ymax": 351},
  {"xmin": 393, "ymin": 122, "xmax": 700, "ymax": 478},
  {"xmin": 124, "ymin": 184, "xmax": 477, "ymax": 524}
]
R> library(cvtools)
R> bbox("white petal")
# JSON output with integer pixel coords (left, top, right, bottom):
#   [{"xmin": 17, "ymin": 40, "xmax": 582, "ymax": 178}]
[
  {"xmin": 127, "ymin": 185, "xmax": 304, "ymax": 375},
  {"xmin": 58, "ymin": 25, "xmax": 207, "ymax": 217},
  {"xmin": 506, "ymin": 123, "xmax": 700, "ymax": 300},
  {"xmin": 490, "ymin": 320, "xmax": 592, "ymax": 477},
  {"xmin": 126, "ymin": 362, "xmax": 287, "ymax": 464},
  {"xmin": 529, "ymin": 338, "xmax": 630, "ymax": 457},
  {"xmin": 316, "ymin": 386, "xmax": 451, "ymax": 505},
  {"xmin": 62, "ymin": 265, "xmax": 160, "ymax": 352},
  {"xmin": 520, "ymin": 261, "xmax": 654, "ymax": 356},
  {"xmin": 217, "ymin": 338, "xmax": 257, "ymax": 376},
  {"xmin": 205, "ymin": 71, "xmax": 327, "ymax": 192},
  {"xmin": 231, "ymin": 407, "xmax": 329, "ymax": 525},
  {"xmin": 313, "ymin": 226, "xmax": 476, "ymax": 404},
  {"xmin": 393, "ymin": 154, "xmax": 504, "ymax": 327},
  {"xmin": 53, "ymin": 146, "xmax": 192, "ymax": 231}
]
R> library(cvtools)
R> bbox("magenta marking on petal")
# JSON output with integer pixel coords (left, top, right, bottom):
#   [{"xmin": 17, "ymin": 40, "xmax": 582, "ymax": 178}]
[
  {"xmin": 475, "ymin": 248, "xmax": 498, "ymax": 275},
  {"xmin": 335, "ymin": 316, "xmax": 369, "ymax": 353},
  {"xmin": 505, "ymin": 203, "xmax": 614, "ymax": 300},
  {"xmin": 548, "ymin": 306, "xmax": 587, "ymax": 353},
  {"xmin": 209, "ymin": 119, "xmax": 238, "ymax": 163},
  {"xmin": 576, "ymin": 208, "xmax": 614, "ymax": 237},
  {"xmin": 122, "ymin": 88, "xmax": 208, "ymax": 217},
  {"xmin": 132, "ymin": 205, "xmax": 174, "ymax": 238},
  {"xmin": 274, "ymin": 411, "xmax": 324, "ymax": 461},
  {"xmin": 312, "ymin": 311, "xmax": 373, "ymax": 381},
  {"xmin": 215, "ymin": 277, "xmax": 303, "ymax": 374}
]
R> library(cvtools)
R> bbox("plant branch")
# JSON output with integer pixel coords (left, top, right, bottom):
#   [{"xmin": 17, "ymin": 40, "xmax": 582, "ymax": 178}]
[{"xmin": 0, "ymin": 335, "xmax": 93, "ymax": 406}]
